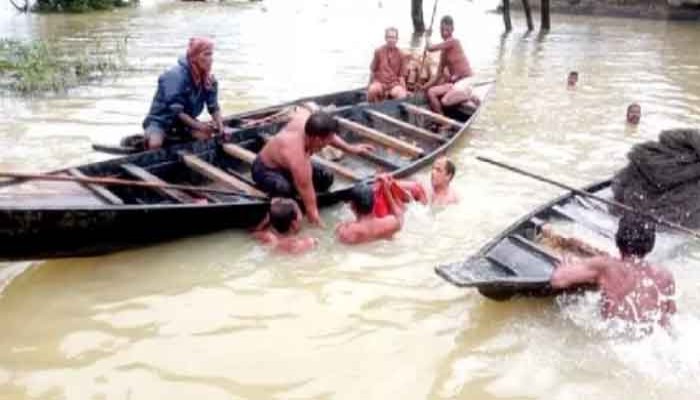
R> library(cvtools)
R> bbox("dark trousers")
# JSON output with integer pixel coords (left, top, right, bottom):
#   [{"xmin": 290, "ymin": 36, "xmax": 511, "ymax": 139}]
[{"xmin": 252, "ymin": 156, "xmax": 334, "ymax": 197}]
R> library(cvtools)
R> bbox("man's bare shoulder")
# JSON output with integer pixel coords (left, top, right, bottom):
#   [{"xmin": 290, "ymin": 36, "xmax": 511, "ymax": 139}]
[
  {"xmin": 336, "ymin": 221, "xmax": 364, "ymax": 244},
  {"xmin": 369, "ymin": 215, "xmax": 401, "ymax": 238},
  {"xmin": 277, "ymin": 235, "xmax": 316, "ymax": 254},
  {"xmin": 647, "ymin": 264, "xmax": 675, "ymax": 290}
]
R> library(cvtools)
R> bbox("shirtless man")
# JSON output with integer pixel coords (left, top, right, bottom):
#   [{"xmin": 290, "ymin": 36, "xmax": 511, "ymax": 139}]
[
  {"xmin": 550, "ymin": 214, "xmax": 676, "ymax": 328},
  {"xmin": 253, "ymin": 198, "xmax": 317, "ymax": 254},
  {"xmin": 421, "ymin": 16, "xmax": 479, "ymax": 114},
  {"xmin": 430, "ymin": 156, "xmax": 458, "ymax": 205},
  {"xmin": 367, "ymin": 27, "xmax": 408, "ymax": 103},
  {"xmin": 627, "ymin": 103, "xmax": 642, "ymax": 125},
  {"xmin": 336, "ymin": 176, "xmax": 403, "ymax": 245},
  {"xmin": 252, "ymin": 105, "xmax": 373, "ymax": 226}
]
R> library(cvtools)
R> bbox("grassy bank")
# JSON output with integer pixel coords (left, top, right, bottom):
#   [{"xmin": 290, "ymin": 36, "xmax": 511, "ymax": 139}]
[{"xmin": 0, "ymin": 37, "xmax": 128, "ymax": 94}]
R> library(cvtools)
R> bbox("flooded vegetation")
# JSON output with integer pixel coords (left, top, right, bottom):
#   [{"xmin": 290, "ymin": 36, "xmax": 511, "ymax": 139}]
[{"xmin": 0, "ymin": 37, "xmax": 128, "ymax": 93}]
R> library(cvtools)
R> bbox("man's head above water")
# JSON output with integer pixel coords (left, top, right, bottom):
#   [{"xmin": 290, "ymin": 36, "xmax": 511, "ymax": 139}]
[{"xmin": 615, "ymin": 213, "xmax": 656, "ymax": 259}]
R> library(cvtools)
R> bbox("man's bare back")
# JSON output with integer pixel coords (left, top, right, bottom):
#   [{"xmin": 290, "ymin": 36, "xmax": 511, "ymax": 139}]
[
  {"xmin": 253, "ymin": 107, "xmax": 374, "ymax": 226},
  {"xmin": 550, "ymin": 214, "xmax": 676, "ymax": 329},
  {"xmin": 336, "ymin": 215, "xmax": 401, "ymax": 245},
  {"xmin": 258, "ymin": 108, "xmax": 311, "ymax": 171},
  {"xmin": 596, "ymin": 258, "xmax": 676, "ymax": 326},
  {"xmin": 254, "ymin": 230, "xmax": 317, "ymax": 254},
  {"xmin": 336, "ymin": 176, "xmax": 403, "ymax": 245}
]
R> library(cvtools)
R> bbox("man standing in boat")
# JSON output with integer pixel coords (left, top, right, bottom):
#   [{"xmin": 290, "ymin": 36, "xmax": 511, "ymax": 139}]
[
  {"xmin": 421, "ymin": 16, "xmax": 480, "ymax": 115},
  {"xmin": 252, "ymin": 104, "xmax": 373, "ymax": 226},
  {"xmin": 367, "ymin": 27, "xmax": 409, "ymax": 103},
  {"xmin": 550, "ymin": 214, "xmax": 676, "ymax": 329},
  {"xmin": 142, "ymin": 37, "xmax": 225, "ymax": 149}
]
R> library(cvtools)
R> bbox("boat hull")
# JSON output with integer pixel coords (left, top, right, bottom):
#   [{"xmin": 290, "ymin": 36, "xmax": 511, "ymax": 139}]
[{"xmin": 0, "ymin": 86, "xmax": 492, "ymax": 260}]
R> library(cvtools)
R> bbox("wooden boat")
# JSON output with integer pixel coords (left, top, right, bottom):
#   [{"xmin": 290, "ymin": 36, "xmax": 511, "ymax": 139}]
[
  {"xmin": 92, "ymin": 89, "xmax": 371, "ymax": 155},
  {"xmin": 0, "ymin": 85, "xmax": 492, "ymax": 261},
  {"xmin": 435, "ymin": 178, "xmax": 690, "ymax": 301},
  {"xmin": 435, "ymin": 180, "xmax": 617, "ymax": 301}
]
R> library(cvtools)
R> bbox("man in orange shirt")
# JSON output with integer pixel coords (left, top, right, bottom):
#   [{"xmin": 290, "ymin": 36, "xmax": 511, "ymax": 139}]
[{"xmin": 367, "ymin": 27, "xmax": 408, "ymax": 103}]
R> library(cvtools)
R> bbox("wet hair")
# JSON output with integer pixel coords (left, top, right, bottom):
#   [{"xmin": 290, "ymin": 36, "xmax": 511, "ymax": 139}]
[
  {"xmin": 444, "ymin": 158, "xmax": 456, "ymax": 181},
  {"xmin": 385, "ymin": 27, "xmax": 398, "ymax": 37},
  {"xmin": 348, "ymin": 183, "xmax": 374, "ymax": 216},
  {"xmin": 270, "ymin": 199, "xmax": 298, "ymax": 234},
  {"xmin": 436, "ymin": 156, "xmax": 456, "ymax": 181},
  {"xmin": 441, "ymin": 15, "xmax": 454, "ymax": 27},
  {"xmin": 305, "ymin": 111, "xmax": 338, "ymax": 138},
  {"xmin": 615, "ymin": 213, "xmax": 656, "ymax": 258}
]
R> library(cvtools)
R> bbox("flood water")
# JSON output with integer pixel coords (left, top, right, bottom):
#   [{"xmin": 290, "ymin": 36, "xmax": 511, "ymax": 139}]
[{"xmin": 1, "ymin": 0, "xmax": 700, "ymax": 399}]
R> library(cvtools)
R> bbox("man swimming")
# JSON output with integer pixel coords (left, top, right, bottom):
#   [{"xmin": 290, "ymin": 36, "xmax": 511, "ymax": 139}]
[{"xmin": 551, "ymin": 214, "xmax": 676, "ymax": 328}]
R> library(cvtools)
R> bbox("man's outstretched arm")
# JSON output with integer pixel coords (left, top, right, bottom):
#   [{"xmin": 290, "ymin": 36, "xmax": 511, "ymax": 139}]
[{"xmin": 550, "ymin": 257, "xmax": 606, "ymax": 289}]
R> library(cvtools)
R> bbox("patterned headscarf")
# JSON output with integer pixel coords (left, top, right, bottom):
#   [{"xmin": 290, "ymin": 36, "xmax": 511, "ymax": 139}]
[{"xmin": 187, "ymin": 37, "xmax": 214, "ymax": 89}]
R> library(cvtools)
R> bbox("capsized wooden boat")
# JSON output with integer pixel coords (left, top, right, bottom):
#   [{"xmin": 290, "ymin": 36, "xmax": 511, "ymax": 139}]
[
  {"xmin": 435, "ymin": 179, "xmax": 688, "ymax": 301},
  {"xmin": 0, "ymin": 85, "xmax": 492, "ymax": 261}
]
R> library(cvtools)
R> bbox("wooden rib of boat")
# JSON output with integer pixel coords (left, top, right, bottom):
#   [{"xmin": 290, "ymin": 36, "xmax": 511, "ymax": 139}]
[
  {"xmin": 0, "ymin": 85, "xmax": 492, "ymax": 261},
  {"xmin": 435, "ymin": 180, "xmax": 615, "ymax": 301}
]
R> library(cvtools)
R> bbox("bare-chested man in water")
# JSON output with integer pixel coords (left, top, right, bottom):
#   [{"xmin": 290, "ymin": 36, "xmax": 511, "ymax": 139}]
[
  {"xmin": 430, "ymin": 156, "xmax": 458, "ymax": 205},
  {"xmin": 252, "ymin": 105, "xmax": 373, "ymax": 226},
  {"xmin": 336, "ymin": 176, "xmax": 404, "ymax": 245},
  {"xmin": 253, "ymin": 198, "xmax": 317, "ymax": 254},
  {"xmin": 550, "ymin": 214, "xmax": 676, "ymax": 328}
]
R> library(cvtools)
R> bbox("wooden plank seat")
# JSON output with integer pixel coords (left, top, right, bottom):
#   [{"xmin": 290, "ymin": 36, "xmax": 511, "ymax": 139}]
[
  {"xmin": 67, "ymin": 168, "xmax": 124, "ymax": 205},
  {"xmin": 180, "ymin": 152, "xmax": 266, "ymax": 198},
  {"xmin": 401, "ymin": 103, "xmax": 463, "ymax": 130},
  {"xmin": 364, "ymin": 109, "xmax": 448, "ymax": 143},
  {"xmin": 335, "ymin": 116, "xmax": 424, "ymax": 158},
  {"xmin": 121, "ymin": 163, "xmax": 195, "ymax": 204}
]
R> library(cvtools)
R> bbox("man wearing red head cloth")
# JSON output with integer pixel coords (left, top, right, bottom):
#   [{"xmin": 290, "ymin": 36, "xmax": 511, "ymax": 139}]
[{"xmin": 142, "ymin": 37, "xmax": 225, "ymax": 149}]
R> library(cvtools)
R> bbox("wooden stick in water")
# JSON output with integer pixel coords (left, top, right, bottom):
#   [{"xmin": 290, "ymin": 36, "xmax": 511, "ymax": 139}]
[{"xmin": 476, "ymin": 156, "xmax": 700, "ymax": 239}]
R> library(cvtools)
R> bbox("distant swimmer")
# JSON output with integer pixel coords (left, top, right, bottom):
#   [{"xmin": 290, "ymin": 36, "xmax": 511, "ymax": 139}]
[
  {"xmin": 627, "ymin": 103, "xmax": 642, "ymax": 125},
  {"xmin": 567, "ymin": 71, "xmax": 578, "ymax": 88},
  {"xmin": 551, "ymin": 213, "xmax": 676, "ymax": 329}
]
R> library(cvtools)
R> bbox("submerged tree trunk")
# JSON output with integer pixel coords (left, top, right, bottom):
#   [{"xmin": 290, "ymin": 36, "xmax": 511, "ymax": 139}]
[
  {"xmin": 541, "ymin": 0, "xmax": 551, "ymax": 30},
  {"xmin": 502, "ymin": 0, "xmax": 512, "ymax": 32},
  {"xmin": 522, "ymin": 0, "xmax": 534, "ymax": 31},
  {"xmin": 412, "ymin": 0, "xmax": 425, "ymax": 33}
]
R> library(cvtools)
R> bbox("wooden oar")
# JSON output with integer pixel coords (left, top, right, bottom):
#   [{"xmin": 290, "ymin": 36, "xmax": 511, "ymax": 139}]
[
  {"xmin": 476, "ymin": 156, "xmax": 700, "ymax": 239},
  {"xmin": 0, "ymin": 171, "xmax": 267, "ymax": 200},
  {"xmin": 419, "ymin": 0, "xmax": 440, "ymax": 77}
]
